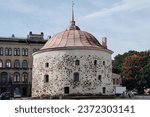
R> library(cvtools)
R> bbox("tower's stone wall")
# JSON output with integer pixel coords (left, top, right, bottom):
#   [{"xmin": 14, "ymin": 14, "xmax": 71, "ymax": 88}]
[{"xmin": 32, "ymin": 48, "xmax": 113, "ymax": 97}]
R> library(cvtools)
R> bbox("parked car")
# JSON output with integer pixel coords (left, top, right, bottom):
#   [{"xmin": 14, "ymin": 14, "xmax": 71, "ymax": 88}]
[
  {"xmin": 14, "ymin": 93, "xmax": 21, "ymax": 98},
  {"xmin": 0, "ymin": 92, "xmax": 12, "ymax": 100}
]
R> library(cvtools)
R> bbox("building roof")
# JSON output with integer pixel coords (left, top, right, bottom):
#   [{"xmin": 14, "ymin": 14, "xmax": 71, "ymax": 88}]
[
  {"xmin": 0, "ymin": 32, "xmax": 47, "ymax": 44},
  {"xmin": 0, "ymin": 37, "xmax": 46, "ymax": 44},
  {"xmin": 41, "ymin": 30, "xmax": 103, "ymax": 49},
  {"xmin": 41, "ymin": 6, "xmax": 105, "ymax": 50}
]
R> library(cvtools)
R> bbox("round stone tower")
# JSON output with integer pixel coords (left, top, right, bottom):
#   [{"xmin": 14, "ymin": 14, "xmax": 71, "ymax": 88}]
[{"xmin": 32, "ymin": 7, "xmax": 113, "ymax": 98}]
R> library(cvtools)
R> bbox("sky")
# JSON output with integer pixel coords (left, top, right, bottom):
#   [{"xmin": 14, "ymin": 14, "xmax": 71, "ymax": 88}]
[{"xmin": 0, "ymin": 0, "xmax": 150, "ymax": 57}]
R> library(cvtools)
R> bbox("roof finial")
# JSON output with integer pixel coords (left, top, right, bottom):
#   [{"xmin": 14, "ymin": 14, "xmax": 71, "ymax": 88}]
[
  {"xmin": 66, "ymin": 0, "xmax": 80, "ymax": 30},
  {"xmin": 72, "ymin": 1, "xmax": 75, "ymax": 22}
]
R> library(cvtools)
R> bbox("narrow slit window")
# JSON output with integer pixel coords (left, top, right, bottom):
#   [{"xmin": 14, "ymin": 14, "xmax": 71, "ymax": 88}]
[
  {"xmin": 103, "ymin": 87, "xmax": 106, "ymax": 94},
  {"xmin": 44, "ymin": 75, "xmax": 49, "ymax": 83},
  {"xmin": 94, "ymin": 60, "xmax": 97, "ymax": 65},
  {"xmin": 75, "ymin": 60, "xmax": 80, "ymax": 66},
  {"xmin": 103, "ymin": 61, "xmax": 105, "ymax": 66},
  {"xmin": 45, "ymin": 63, "xmax": 49, "ymax": 67},
  {"xmin": 98, "ymin": 75, "xmax": 102, "ymax": 81},
  {"xmin": 74, "ymin": 72, "xmax": 79, "ymax": 81}
]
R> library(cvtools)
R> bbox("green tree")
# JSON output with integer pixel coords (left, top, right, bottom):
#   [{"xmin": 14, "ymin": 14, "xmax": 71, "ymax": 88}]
[
  {"xmin": 139, "ymin": 63, "xmax": 150, "ymax": 88},
  {"xmin": 122, "ymin": 79, "xmax": 137, "ymax": 90},
  {"xmin": 113, "ymin": 50, "xmax": 138, "ymax": 74},
  {"xmin": 113, "ymin": 50, "xmax": 150, "ymax": 93}
]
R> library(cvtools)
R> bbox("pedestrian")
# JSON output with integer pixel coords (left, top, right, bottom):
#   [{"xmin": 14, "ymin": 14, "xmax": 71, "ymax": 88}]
[
  {"xmin": 128, "ymin": 91, "xmax": 132, "ymax": 99},
  {"xmin": 122, "ymin": 91, "xmax": 125, "ymax": 98}
]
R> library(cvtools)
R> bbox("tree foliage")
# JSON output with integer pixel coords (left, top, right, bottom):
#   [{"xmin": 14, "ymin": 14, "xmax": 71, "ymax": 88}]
[{"xmin": 113, "ymin": 50, "xmax": 150, "ymax": 92}]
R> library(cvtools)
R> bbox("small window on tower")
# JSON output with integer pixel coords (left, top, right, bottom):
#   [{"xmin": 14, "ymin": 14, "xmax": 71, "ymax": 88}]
[
  {"xmin": 74, "ymin": 72, "xmax": 79, "ymax": 81},
  {"xmin": 64, "ymin": 87, "xmax": 69, "ymax": 94},
  {"xmin": 94, "ymin": 60, "xmax": 97, "ymax": 65},
  {"xmin": 103, "ymin": 87, "xmax": 106, "ymax": 94},
  {"xmin": 98, "ymin": 75, "xmax": 102, "ymax": 81},
  {"xmin": 75, "ymin": 60, "xmax": 80, "ymax": 66},
  {"xmin": 45, "ymin": 63, "xmax": 49, "ymax": 67},
  {"xmin": 44, "ymin": 75, "xmax": 49, "ymax": 83},
  {"xmin": 103, "ymin": 61, "xmax": 105, "ymax": 66}
]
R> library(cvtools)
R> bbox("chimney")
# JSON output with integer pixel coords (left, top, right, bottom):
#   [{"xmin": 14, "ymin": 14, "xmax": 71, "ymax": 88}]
[
  {"xmin": 12, "ymin": 34, "xmax": 15, "ymax": 38},
  {"xmin": 102, "ymin": 37, "xmax": 107, "ymax": 49},
  {"xmin": 41, "ymin": 32, "xmax": 44, "ymax": 36},
  {"xmin": 48, "ymin": 35, "xmax": 51, "ymax": 39},
  {"xmin": 29, "ymin": 31, "xmax": 32, "ymax": 35}
]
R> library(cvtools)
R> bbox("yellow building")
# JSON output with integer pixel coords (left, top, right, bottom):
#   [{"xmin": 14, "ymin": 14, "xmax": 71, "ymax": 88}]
[{"xmin": 0, "ymin": 32, "xmax": 46, "ymax": 97}]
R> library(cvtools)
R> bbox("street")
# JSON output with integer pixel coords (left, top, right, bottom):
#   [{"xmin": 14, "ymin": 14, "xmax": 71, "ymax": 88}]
[
  {"xmin": 134, "ymin": 95, "xmax": 150, "ymax": 100},
  {"xmin": 10, "ymin": 95, "xmax": 150, "ymax": 100}
]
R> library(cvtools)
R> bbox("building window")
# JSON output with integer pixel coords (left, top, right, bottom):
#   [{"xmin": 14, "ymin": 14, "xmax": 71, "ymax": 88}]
[
  {"xmin": 14, "ymin": 48, "xmax": 20, "ymax": 56},
  {"xmin": 6, "ymin": 60, "xmax": 11, "ymax": 68},
  {"xmin": 94, "ymin": 60, "xmax": 97, "ymax": 65},
  {"xmin": 116, "ymin": 79, "xmax": 120, "ymax": 85},
  {"xmin": 13, "ymin": 72, "xmax": 20, "ymax": 82},
  {"xmin": 22, "ymin": 60, "xmax": 28, "ymax": 69},
  {"xmin": 64, "ymin": 87, "xmax": 69, "ymax": 94},
  {"xmin": 103, "ymin": 61, "xmax": 105, "ymax": 66},
  {"xmin": 0, "ymin": 59, "xmax": 3, "ymax": 68},
  {"xmin": 5, "ymin": 48, "xmax": 12, "ymax": 56},
  {"xmin": 0, "ymin": 47, "xmax": 3, "ymax": 56},
  {"xmin": 44, "ymin": 75, "xmax": 49, "ymax": 83},
  {"xmin": 45, "ymin": 63, "xmax": 49, "ymax": 67},
  {"xmin": 9, "ymin": 48, "xmax": 12, "ymax": 55},
  {"xmin": 22, "ymin": 48, "xmax": 28, "ymax": 56},
  {"xmin": 22, "ymin": 72, "xmax": 28, "ymax": 83},
  {"xmin": 5, "ymin": 48, "xmax": 9, "ymax": 56},
  {"xmin": 22, "ymin": 48, "xmax": 25, "ymax": 55},
  {"xmin": 14, "ymin": 87, "xmax": 20, "ymax": 96},
  {"xmin": 14, "ymin": 60, "xmax": 20, "ymax": 68},
  {"xmin": 98, "ymin": 75, "xmax": 102, "ymax": 81},
  {"xmin": 75, "ymin": 60, "xmax": 80, "ymax": 66},
  {"xmin": 113, "ymin": 79, "xmax": 116, "ymax": 85},
  {"xmin": 1, "ymin": 72, "xmax": 8, "ymax": 83},
  {"xmin": 74, "ymin": 72, "xmax": 79, "ymax": 81},
  {"xmin": 103, "ymin": 87, "xmax": 106, "ymax": 94}
]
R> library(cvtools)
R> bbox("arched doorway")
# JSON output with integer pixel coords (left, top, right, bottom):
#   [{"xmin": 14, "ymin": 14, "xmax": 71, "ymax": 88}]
[
  {"xmin": 14, "ymin": 87, "xmax": 21, "ymax": 97},
  {"xmin": 1, "ymin": 72, "xmax": 8, "ymax": 84}
]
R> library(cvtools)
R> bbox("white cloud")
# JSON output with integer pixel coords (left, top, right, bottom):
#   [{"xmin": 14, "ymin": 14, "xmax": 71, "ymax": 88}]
[{"xmin": 85, "ymin": 0, "xmax": 150, "ymax": 19}]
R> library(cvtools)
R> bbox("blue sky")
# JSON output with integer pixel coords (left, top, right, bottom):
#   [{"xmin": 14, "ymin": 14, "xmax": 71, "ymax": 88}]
[{"xmin": 0, "ymin": 0, "xmax": 150, "ymax": 57}]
